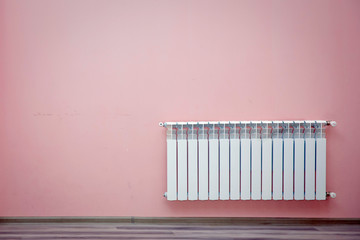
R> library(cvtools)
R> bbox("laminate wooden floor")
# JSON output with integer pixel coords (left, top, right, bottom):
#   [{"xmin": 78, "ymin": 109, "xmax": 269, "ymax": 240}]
[{"xmin": 0, "ymin": 223, "xmax": 359, "ymax": 240}]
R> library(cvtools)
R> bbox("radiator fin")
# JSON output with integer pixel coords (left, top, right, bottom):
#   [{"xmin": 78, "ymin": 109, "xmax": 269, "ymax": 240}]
[
  {"xmin": 188, "ymin": 139, "xmax": 198, "ymax": 200},
  {"xmin": 230, "ymin": 139, "xmax": 240, "ymax": 200},
  {"xmin": 198, "ymin": 139, "xmax": 209, "ymax": 200},
  {"xmin": 220, "ymin": 139, "xmax": 230, "ymax": 200},
  {"xmin": 209, "ymin": 139, "xmax": 219, "ymax": 200},
  {"xmin": 240, "ymin": 139, "xmax": 251, "ymax": 200},
  {"xmin": 177, "ymin": 139, "xmax": 188, "ymax": 200},
  {"xmin": 305, "ymin": 138, "xmax": 316, "ymax": 200},
  {"xmin": 251, "ymin": 139, "xmax": 262, "ymax": 200},
  {"xmin": 166, "ymin": 139, "xmax": 177, "ymax": 201},
  {"xmin": 262, "ymin": 139, "xmax": 272, "ymax": 200},
  {"xmin": 316, "ymin": 138, "xmax": 327, "ymax": 200},
  {"xmin": 284, "ymin": 138, "xmax": 294, "ymax": 200},
  {"xmin": 272, "ymin": 138, "xmax": 283, "ymax": 200}
]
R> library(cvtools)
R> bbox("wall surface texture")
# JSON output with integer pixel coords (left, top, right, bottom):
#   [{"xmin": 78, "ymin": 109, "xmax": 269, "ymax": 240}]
[{"xmin": 1, "ymin": 0, "xmax": 360, "ymax": 218}]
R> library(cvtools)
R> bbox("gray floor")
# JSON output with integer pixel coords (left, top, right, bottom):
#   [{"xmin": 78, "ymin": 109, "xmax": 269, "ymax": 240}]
[{"xmin": 0, "ymin": 223, "xmax": 359, "ymax": 240}]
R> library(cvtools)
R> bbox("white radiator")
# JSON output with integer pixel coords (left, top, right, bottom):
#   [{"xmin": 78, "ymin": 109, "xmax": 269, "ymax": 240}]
[{"xmin": 161, "ymin": 120, "xmax": 336, "ymax": 201}]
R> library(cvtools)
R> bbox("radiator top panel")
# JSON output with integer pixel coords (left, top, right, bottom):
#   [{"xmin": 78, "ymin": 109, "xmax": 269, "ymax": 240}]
[{"xmin": 164, "ymin": 121, "xmax": 329, "ymax": 140}]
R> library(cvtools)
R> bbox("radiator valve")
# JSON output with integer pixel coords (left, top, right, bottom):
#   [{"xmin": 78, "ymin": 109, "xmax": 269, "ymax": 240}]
[
  {"xmin": 327, "ymin": 192, "xmax": 336, "ymax": 198},
  {"xmin": 327, "ymin": 121, "xmax": 337, "ymax": 127}
]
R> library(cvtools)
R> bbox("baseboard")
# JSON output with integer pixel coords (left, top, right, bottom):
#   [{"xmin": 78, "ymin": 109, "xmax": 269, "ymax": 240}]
[{"xmin": 0, "ymin": 217, "xmax": 359, "ymax": 225}]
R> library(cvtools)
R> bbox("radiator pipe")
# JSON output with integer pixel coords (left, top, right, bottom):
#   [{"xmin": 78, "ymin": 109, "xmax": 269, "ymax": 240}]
[{"xmin": 163, "ymin": 192, "xmax": 336, "ymax": 199}]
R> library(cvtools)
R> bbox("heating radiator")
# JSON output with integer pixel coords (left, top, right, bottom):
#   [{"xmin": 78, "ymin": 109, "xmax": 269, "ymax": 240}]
[{"xmin": 160, "ymin": 120, "xmax": 336, "ymax": 201}]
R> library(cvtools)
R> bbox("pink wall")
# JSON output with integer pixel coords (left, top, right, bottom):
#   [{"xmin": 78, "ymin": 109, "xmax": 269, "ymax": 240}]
[{"xmin": 1, "ymin": 0, "xmax": 360, "ymax": 218}]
